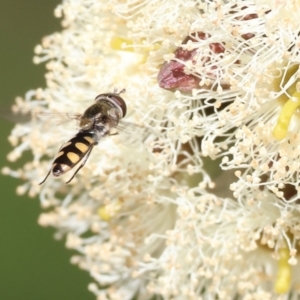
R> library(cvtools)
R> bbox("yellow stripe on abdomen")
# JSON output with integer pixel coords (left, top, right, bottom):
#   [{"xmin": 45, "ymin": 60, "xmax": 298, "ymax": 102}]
[
  {"xmin": 83, "ymin": 136, "xmax": 94, "ymax": 144},
  {"xmin": 67, "ymin": 152, "xmax": 80, "ymax": 164},
  {"xmin": 54, "ymin": 151, "xmax": 64, "ymax": 160},
  {"xmin": 75, "ymin": 142, "xmax": 89, "ymax": 153},
  {"xmin": 60, "ymin": 141, "xmax": 72, "ymax": 149}
]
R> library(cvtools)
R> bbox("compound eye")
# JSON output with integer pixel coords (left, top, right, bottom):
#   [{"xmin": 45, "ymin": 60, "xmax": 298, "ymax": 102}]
[
  {"xmin": 95, "ymin": 90, "xmax": 127, "ymax": 117},
  {"xmin": 109, "ymin": 94, "xmax": 127, "ymax": 117}
]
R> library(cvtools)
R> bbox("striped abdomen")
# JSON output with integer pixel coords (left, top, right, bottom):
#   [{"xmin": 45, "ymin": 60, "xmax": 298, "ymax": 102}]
[
  {"xmin": 51, "ymin": 131, "xmax": 96, "ymax": 177},
  {"xmin": 39, "ymin": 131, "xmax": 97, "ymax": 184}
]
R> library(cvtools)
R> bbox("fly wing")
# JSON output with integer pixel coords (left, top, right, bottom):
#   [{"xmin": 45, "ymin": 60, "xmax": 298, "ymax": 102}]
[
  {"xmin": 1, "ymin": 103, "xmax": 83, "ymax": 127},
  {"xmin": 114, "ymin": 120, "xmax": 158, "ymax": 148},
  {"xmin": 32, "ymin": 112, "xmax": 82, "ymax": 128},
  {"xmin": 0, "ymin": 107, "xmax": 32, "ymax": 124}
]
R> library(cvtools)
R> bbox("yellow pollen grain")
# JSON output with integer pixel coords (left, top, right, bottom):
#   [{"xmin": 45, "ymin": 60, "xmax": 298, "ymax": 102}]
[
  {"xmin": 110, "ymin": 37, "xmax": 134, "ymax": 52},
  {"xmin": 83, "ymin": 136, "xmax": 93, "ymax": 144},
  {"xmin": 75, "ymin": 142, "xmax": 89, "ymax": 153},
  {"xmin": 98, "ymin": 201, "xmax": 122, "ymax": 221},
  {"xmin": 67, "ymin": 152, "xmax": 80, "ymax": 164},
  {"xmin": 274, "ymin": 247, "xmax": 291, "ymax": 294},
  {"xmin": 272, "ymin": 91, "xmax": 300, "ymax": 140},
  {"xmin": 110, "ymin": 36, "xmax": 161, "ymax": 65}
]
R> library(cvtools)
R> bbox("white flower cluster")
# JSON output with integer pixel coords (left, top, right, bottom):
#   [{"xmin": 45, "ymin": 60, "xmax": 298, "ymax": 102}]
[{"xmin": 4, "ymin": 0, "xmax": 300, "ymax": 299}]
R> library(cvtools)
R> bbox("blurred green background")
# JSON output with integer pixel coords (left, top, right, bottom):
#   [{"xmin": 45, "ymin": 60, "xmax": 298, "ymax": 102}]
[{"xmin": 0, "ymin": 1, "xmax": 94, "ymax": 299}]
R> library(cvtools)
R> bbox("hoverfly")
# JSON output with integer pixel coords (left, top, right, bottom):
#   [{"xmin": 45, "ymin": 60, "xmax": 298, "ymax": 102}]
[{"xmin": 39, "ymin": 89, "xmax": 127, "ymax": 184}]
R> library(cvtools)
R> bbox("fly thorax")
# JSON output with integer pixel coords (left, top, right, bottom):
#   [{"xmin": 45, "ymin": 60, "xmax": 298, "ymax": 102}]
[
  {"xmin": 80, "ymin": 103, "xmax": 103, "ymax": 130},
  {"xmin": 79, "ymin": 118, "xmax": 94, "ymax": 130}
]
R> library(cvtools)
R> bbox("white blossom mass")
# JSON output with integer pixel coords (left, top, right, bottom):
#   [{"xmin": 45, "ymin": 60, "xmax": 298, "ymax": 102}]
[{"xmin": 4, "ymin": 1, "xmax": 300, "ymax": 299}]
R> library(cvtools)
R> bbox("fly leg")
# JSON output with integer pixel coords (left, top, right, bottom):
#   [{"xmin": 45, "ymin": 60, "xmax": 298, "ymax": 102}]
[
  {"xmin": 65, "ymin": 146, "xmax": 94, "ymax": 184},
  {"xmin": 39, "ymin": 168, "xmax": 52, "ymax": 185}
]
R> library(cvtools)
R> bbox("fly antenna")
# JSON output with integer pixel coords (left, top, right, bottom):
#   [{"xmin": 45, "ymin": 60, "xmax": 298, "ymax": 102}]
[
  {"xmin": 113, "ymin": 88, "xmax": 126, "ymax": 95},
  {"xmin": 118, "ymin": 88, "xmax": 126, "ymax": 94}
]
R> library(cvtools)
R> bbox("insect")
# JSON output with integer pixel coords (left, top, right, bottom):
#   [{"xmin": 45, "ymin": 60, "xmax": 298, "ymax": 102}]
[{"xmin": 39, "ymin": 89, "xmax": 127, "ymax": 184}]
